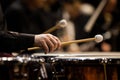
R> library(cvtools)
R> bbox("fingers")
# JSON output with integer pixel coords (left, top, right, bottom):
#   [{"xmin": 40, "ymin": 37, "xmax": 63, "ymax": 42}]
[
  {"xmin": 40, "ymin": 40, "xmax": 49, "ymax": 53},
  {"xmin": 47, "ymin": 35, "xmax": 58, "ymax": 50},
  {"xmin": 46, "ymin": 34, "xmax": 61, "ymax": 52},
  {"xmin": 52, "ymin": 36, "xmax": 61, "ymax": 49},
  {"xmin": 34, "ymin": 34, "xmax": 61, "ymax": 53},
  {"xmin": 44, "ymin": 37, "xmax": 54, "ymax": 52}
]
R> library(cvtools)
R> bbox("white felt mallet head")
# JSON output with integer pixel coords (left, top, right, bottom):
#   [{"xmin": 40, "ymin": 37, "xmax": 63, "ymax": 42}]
[
  {"xmin": 95, "ymin": 34, "xmax": 103, "ymax": 43},
  {"xmin": 58, "ymin": 19, "xmax": 68, "ymax": 28}
]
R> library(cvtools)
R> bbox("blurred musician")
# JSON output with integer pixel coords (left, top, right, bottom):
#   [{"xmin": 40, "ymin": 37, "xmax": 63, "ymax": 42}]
[
  {"xmin": 6, "ymin": 0, "xmax": 61, "ymax": 34},
  {"xmin": 5, "ymin": 0, "xmax": 46, "ymax": 34}
]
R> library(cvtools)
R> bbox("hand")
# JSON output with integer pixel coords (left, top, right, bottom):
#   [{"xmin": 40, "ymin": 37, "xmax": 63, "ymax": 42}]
[{"xmin": 34, "ymin": 34, "xmax": 61, "ymax": 53}]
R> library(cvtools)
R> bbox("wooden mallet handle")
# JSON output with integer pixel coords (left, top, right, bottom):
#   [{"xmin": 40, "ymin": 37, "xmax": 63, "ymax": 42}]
[{"xmin": 43, "ymin": 19, "xmax": 67, "ymax": 34}]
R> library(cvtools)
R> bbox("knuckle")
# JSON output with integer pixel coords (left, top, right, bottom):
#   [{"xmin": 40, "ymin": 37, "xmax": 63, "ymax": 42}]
[
  {"xmin": 47, "ymin": 34, "xmax": 51, "ymax": 36},
  {"xmin": 54, "ymin": 41, "xmax": 58, "ymax": 45},
  {"xmin": 50, "ymin": 43, "xmax": 54, "ymax": 48},
  {"xmin": 49, "ymin": 42, "xmax": 54, "ymax": 48},
  {"xmin": 40, "ymin": 39, "xmax": 45, "ymax": 43},
  {"xmin": 43, "ymin": 37, "xmax": 47, "ymax": 40},
  {"xmin": 43, "ymin": 37, "xmax": 49, "ymax": 41}
]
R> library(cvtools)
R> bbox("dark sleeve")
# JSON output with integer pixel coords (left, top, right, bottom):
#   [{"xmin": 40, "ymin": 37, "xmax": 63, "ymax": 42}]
[
  {"xmin": 0, "ymin": 31, "xmax": 34, "ymax": 52},
  {"xmin": 0, "ymin": 3, "xmax": 34, "ymax": 52}
]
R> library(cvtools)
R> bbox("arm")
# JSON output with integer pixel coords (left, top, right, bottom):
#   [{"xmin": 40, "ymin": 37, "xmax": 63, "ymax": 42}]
[
  {"xmin": 0, "ymin": 3, "xmax": 61, "ymax": 53},
  {"xmin": 0, "ymin": 31, "xmax": 34, "ymax": 52},
  {"xmin": 0, "ymin": 32, "xmax": 61, "ymax": 53}
]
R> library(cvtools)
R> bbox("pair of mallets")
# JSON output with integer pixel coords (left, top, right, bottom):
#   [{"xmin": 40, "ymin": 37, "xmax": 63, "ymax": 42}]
[{"xmin": 24, "ymin": 19, "xmax": 103, "ymax": 51}]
